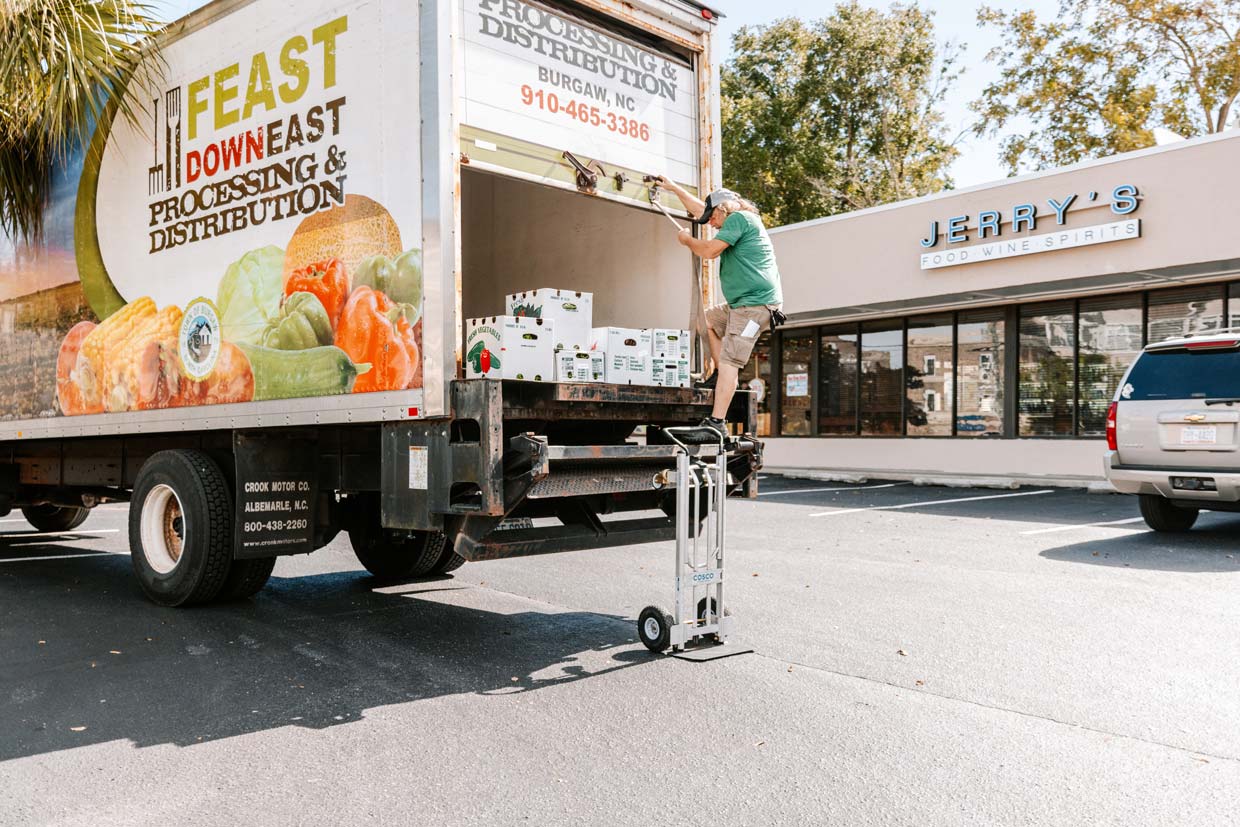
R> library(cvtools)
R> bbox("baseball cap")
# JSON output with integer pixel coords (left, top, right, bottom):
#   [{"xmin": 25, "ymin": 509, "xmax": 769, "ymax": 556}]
[{"xmin": 694, "ymin": 188, "xmax": 742, "ymax": 225}]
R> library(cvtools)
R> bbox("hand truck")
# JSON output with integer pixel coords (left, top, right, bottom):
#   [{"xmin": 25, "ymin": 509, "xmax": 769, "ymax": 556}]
[{"xmin": 638, "ymin": 426, "xmax": 736, "ymax": 653}]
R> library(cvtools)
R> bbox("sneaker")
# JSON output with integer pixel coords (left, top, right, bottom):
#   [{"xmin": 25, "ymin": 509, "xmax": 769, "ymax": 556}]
[
  {"xmin": 667, "ymin": 417, "xmax": 727, "ymax": 445},
  {"xmin": 693, "ymin": 373, "xmax": 718, "ymax": 390}
]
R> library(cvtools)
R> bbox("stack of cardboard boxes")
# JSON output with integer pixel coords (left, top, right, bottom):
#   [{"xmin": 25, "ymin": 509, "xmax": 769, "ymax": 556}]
[{"xmin": 464, "ymin": 288, "xmax": 690, "ymax": 388}]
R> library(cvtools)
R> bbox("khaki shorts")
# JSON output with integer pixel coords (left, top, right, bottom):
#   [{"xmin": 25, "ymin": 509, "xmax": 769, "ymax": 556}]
[{"xmin": 705, "ymin": 303, "xmax": 778, "ymax": 369}]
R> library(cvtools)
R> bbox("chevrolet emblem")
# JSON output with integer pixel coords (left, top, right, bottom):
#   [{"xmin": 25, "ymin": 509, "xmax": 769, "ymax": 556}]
[{"xmin": 1184, "ymin": 413, "xmax": 1207, "ymax": 422}]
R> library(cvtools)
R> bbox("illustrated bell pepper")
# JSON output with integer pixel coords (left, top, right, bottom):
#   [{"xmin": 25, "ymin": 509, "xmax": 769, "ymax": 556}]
[
  {"xmin": 335, "ymin": 285, "xmax": 420, "ymax": 393},
  {"xmin": 353, "ymin": 249, "xmax": 423, "ymax": 311},
  {"xmin": 284, "ymin": 258, "xmax": 350, "ymax": 328},
  {"xmin": 261, "ymin": 292, "xmax": 334, "ymax": 350}
]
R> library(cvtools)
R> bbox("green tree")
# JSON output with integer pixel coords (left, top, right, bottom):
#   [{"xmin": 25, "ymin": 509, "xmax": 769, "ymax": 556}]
[
  {"xmin": 974, "ymin": 0, "xmax": 1240, "ymax": 174},
  {"xmin": 0, "ymin": 0, "xmax": 159, "ymax": 241},
  {"xmin": 722, "ymin": 3, "xmax": 960, "ymax": 227}
]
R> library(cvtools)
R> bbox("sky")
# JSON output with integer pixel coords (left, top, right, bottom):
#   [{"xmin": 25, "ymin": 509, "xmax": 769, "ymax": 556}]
[{"xmin": 163, "ymin": 0, "xmax": 1060, "ymax": 189}]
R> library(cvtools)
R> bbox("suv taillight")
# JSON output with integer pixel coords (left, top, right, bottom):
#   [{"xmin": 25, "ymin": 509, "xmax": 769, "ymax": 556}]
[{"xmin": 1106, "ymin": 401, "xmax": 1118, "ymax": 450}]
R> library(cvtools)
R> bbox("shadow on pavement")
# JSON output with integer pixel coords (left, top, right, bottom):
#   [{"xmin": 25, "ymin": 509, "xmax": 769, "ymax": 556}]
[
  {"xmin": 0, "ymin": 546, "xmax": 649, "ymax": 762},
  {"xmin": 1040, "ymin": 520, "xmax": 1240, "ymax": 573}
]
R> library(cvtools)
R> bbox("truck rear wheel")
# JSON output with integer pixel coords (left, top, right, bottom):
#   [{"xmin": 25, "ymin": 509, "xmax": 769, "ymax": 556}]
[
  {"xmin": 432, "ymin": 548, "xmax": 466, "ymax": 575},
  {"xmin": 349, "ymin": 526, "xmax": 447, "ymax": 582},
  {"xmin": 22, "ymin": 503, "xmax": 90, "ymax": 533},
  {"xmin": 129, "ymin": 450, "xmax": 233, "ymax": 607},
  {"xmin": 1138, "ymin": 494, "xmax": 1199, "ymax": 532},
  {"xmin": 217, "ymin": 557, "xmax": 277, "ymax": 601}
]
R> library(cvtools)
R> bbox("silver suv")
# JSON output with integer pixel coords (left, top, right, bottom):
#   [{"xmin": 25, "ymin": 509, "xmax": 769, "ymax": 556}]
[{"xmin": 1105, "ymin": 330, "xmax": 1240, "ymax": 531}]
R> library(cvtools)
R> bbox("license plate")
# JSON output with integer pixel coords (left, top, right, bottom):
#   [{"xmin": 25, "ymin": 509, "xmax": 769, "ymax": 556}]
[{"xmin": 1181, "ymin": 425, "xmax": 1217, "ymax": 445}]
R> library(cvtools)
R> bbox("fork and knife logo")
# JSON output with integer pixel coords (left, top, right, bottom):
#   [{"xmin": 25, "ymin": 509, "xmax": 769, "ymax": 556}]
[{"xmin": 147, "ymin": 87, "xmax": 183, "ymax": 196}]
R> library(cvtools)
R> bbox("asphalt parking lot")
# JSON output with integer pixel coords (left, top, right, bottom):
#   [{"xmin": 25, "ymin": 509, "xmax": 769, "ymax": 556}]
[{"xmin": 3, "ymin": 478, "xmax": 1239, "ymax": 826}]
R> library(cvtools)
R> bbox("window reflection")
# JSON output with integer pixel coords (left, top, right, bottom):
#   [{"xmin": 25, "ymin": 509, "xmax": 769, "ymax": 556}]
[
  {"xmin": 1019, "ymin": 304, "xmax": 1075, "ymax": 436},
  {"xmin": 861, "ymin": 324, "xmax": 903, "ymax": 435},
  {"xmin": 1147, "ymin": 285, "xmax": 1223, "ymax": 344},
  {"xmin": 780, "ymin": 332, "xmax": 814, "ymax": 436},
  {"xmin": 956, "ymin": 312, "xmax": 1004, "ymax": 437},
  {"xmin": 1078, "ymin": 297, "xmax": 1141, "ymax": 435},
  {"xmin": 906, "ymin": 316, "xmax": 952, "ymax": 436},
  {"xmin": 819, "ymin": 327, "xmax": 858, "ymax": 435}
]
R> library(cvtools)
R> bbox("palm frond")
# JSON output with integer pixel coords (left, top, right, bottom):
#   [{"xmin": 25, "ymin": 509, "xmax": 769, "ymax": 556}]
[{"xmin": 0, "ymin": 0, "xmax": 162, "ymax": 241}]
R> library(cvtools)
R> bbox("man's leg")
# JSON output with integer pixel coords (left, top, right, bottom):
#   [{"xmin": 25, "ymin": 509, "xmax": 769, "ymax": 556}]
[
  {"xmin": 711, "ymin": 362, "xmax": 739, "ymax": 420},
  {"xmin": 705, "ymin": 323, "xmax": 723, "ymax": 369}
]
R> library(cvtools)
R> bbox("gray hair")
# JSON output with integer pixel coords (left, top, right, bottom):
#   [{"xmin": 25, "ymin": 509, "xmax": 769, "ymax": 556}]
[{"xmin": 713, "ymin": 198, "xmax": 760, "ymax": 219}]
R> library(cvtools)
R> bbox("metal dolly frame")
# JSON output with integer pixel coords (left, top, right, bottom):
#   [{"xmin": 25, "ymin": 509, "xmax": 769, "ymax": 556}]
[{"xmin": 638, "ymin": 427, "xmax": 736, "ymax": 653}]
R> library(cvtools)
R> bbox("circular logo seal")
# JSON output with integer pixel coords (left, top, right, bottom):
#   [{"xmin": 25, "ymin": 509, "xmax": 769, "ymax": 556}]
[{"xmin": 179, "ymin": 298, "xmax": 221, "ymax": 381}]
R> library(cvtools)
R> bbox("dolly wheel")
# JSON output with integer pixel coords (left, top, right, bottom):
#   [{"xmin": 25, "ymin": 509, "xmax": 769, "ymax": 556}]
[{"xmin": 638, "ymin": 605, "xmax": 672, "ymax": 653}]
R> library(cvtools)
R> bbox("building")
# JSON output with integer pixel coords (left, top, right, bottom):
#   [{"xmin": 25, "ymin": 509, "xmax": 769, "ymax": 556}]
[{"xmin": 740, "ymin": 129, "xmax": 1240, "ymax": 482}]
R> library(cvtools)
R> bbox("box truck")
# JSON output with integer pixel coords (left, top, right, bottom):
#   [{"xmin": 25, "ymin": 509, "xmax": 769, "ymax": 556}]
[{"xmin": 0, "ymin": 0, "xmax": 761, "ymax": 606}]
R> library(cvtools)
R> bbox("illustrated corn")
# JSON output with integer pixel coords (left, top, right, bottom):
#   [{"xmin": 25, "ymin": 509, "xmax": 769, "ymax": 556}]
[{"xmin": 76, "ymin": 298, "xmax": 188, "ymax": 413}]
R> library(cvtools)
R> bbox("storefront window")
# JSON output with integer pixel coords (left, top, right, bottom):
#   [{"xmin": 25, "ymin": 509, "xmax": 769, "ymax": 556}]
[
  {"xmin": 1019, "ymin": 303, "xmax": 1075, "ymax": 436},
  {"xmin": 956, "ymin": 311, "xmax": 1004, "ymax": 437},
  {"xmin": 818, "ymin": 326, "xmax": 858, "ymax": 435},
  {"xmin": 860, "ymin": 323, "xmax": 904, "ymax": 435},
  {"xmin": 1147, "ymin": 285, "xmax": 1223, "ymax": 344},
  {"xmin": 738, "ymin": 332, "xmax": 773, "ymax": 436},
  {"xmin": 779, "ymin": 331, "xmax": 814, "ymax": 436},
  {"xmin": 1230, "ymin": 282, "xmax": 1240, "ymax": 328},
  {"xmin": 1078, "ymin": 296, "xmax": 1142, "ymax": 435},
  {"xmin": 906, "ymin": 315, "xmax": 952, "ymax": 436}
]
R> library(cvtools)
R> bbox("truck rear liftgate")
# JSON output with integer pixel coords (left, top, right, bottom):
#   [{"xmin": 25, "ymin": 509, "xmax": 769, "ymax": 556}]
[{"xmin": 381, "ymin": 380, "xmax": 761, "ymax": 563}]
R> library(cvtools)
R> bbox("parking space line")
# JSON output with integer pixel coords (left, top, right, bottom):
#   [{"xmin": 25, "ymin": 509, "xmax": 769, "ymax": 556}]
[
  {"xmin": 0, "ymin": 550, "xmax": 129, "ymax": 564},
  {"xmin": 1020, "ymin": 517, "xmax": 1146, "ymax": 536},
  {"xmin": 809, "ymin": 489, "xmax": 1054, "ymax": 517},
  {"xmin": 757, "ymin": 482, "xmax": 907, "ymax": 497},
  {"xmin": 0, "ymin": 529, "xmax": 120, "ymax": 539}
]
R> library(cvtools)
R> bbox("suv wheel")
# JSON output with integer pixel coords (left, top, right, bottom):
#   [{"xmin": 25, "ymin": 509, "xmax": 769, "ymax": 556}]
[{"xmin": 1138, "ymin": 494, "xmax": 1199, "ymax": 532}]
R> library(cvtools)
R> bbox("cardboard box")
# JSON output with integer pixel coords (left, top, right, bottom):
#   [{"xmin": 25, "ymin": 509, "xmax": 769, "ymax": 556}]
[
  {"xmin": 555, "ymin": 349, "xmax": 603, "ymax": 383},
  {"xmin": 507, "ymin": 289, "xmax": 593, "ymax": 352},
  {"xmin": 604, "ymin": 352, "xmax": 653, "ymax": 386},
  {"xmin": 591, "ymin": 326, "xmax": 652, "ymax": 359},
  {"xmin": 651, "ymin": 328, "xmax": 691, "ymax": 360},
  {"xmin": 652, "ymin": 358, "xmax": 691, "ymax": 388},
  {"xmin": 465, "ymin": 316, "xmax": 555, "ymax": 381}
]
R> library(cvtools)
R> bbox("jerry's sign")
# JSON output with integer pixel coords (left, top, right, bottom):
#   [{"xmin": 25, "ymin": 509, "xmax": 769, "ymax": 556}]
[{"xmin": 918, "ymin": 185, "xmax": 1141, "ymax": 271}]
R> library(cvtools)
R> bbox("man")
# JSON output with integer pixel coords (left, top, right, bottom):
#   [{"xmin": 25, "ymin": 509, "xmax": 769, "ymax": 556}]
[{"xmin": 659, "ymin": 178, "xmax": 783, "ymax": 434}]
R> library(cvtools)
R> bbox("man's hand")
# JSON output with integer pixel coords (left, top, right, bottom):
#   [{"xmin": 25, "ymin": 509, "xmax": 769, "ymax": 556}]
[{"xmin": 677, "ymin": 228, "xmax": 693, "ymax": 247}]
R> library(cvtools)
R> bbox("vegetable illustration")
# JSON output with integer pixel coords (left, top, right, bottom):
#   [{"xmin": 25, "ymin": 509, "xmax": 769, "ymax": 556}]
[
  {"xmin": 236, "ymin": 343, "xmax": 368, "ymax": 401},
  {"xmin": 352, "ymin": 248, "xmax": 423, "ymax": 310},
  {"xmin": 284, "ymin": 258, "xmax": 350, "ymax": 328},
  {"xmin": 467, "ymin": 339, "xmax": 500, "ymax": 375},
  {"xmin": 56, "ymin": 321, "xmax": 101, "ymax": 416},
  {"xmin": 261, "ymin": 292, "xmax": 334, "ymax": 350},
  {"xmin": 137, "ymin": 339, "xmax": 255, "ymax": 409},
  {"xmin": 101, "ymin": 304, "xmax": 184, "ymax": 412},
  {"xmin": 335, "ymin": 285, "xmax": 419, "ymax": 393},
  {"xmin": 217, "ymin": 246, "xmax": 285, "ymax": 345},
  {"xmin": 510, "ymin": 302, "xmax": 541, "ymax": 318}
]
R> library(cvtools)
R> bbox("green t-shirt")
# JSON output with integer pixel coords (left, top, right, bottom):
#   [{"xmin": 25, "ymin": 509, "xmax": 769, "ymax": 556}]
[{"xmin": 715, "ymin": 211, "xmax": 783, "ymax": 307}]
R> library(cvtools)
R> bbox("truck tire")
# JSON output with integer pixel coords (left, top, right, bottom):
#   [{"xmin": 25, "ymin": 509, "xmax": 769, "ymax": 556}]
[
  {"xmin": 22, "ymin": 503, "xmax": 90, "ymax": 532},
  {"xmin": 349, "ymin": 526, "xmax": 446, "ymax": 582},
  {"xmin": 129, "ymin": 450, "xmax": 234, "ymax": 607},
  {"xmin": 432, "ymin": 546, "xmax": 466, "ymax": 575},
  {"xmin": 217, "ymin": 557, "xmax": 277, "ymax": 601},
  {"xmin": 1138, "ymin": 494, "xmax": 1199, "ymax": 532}
]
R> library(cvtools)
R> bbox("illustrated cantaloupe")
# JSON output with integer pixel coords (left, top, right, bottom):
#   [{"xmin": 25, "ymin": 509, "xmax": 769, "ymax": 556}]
[{"xmin": 282, "ymin": 194, "xmax": 402, "ymax": 284}]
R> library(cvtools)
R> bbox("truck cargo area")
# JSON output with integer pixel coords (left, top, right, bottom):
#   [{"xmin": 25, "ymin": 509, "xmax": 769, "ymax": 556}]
[{"xmin": 461, "ymin": 167, "xmax": 690, "ymax": 329}]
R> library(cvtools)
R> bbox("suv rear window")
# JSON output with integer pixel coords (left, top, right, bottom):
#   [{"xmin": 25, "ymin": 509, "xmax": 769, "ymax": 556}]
[{"xmin": 1123, "ymin": 348, "xmax": 1240, "ymax": 400}]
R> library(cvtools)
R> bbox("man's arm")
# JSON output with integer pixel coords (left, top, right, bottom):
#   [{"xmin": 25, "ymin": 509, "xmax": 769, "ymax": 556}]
[
  {"xmin": 678, "ymin": 229, "xmax": 729, "ymax": 260},
  {"xmin": 659, "ymin": 176, "xmax": 706, "ymax": 219}
]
